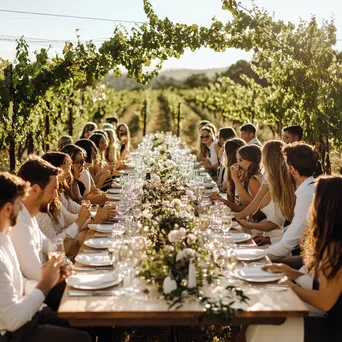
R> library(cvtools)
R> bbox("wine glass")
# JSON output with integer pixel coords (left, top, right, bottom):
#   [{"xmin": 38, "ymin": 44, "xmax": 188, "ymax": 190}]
[
  {"xmin": 132, "ymin": 207, "xmax": 141, "ymax": 220},
  {"xmin": 221, "ymin": 215, "xmax": 232, "ymax": 235},
  {"xmin": 117, "ymin": 242, "xmax": 134, "ymax": 294}
]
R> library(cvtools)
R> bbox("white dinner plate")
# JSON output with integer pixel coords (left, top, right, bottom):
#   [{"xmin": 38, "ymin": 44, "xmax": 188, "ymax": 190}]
[
  {"xmin": 75, "ymin": 253, "xmax": 112, "ymax": 266},
  {"xmin": 84, "ymin": 238, "xmax": 113, "ymax": 249},
  {"xmin": 234, "ymin": 265, "xmax": 284, "ymax": 283},
  {"xmin": 67, "ymin": 273, "xmax": 121, "ymax": 290},
  {"xmin": 204, "ymin": 182, "xmax": 216, "ymax": 189},
  {"xmin": 88, "ymin": 224, "xmax": 113, "ymax": 233},
  {"xmin": 106, "ymin": 193, "xmax": 121, "ymax": 201},
  {"xmin": 234, "ymin": 248, "xmax": 266, "ymax": 261},
  {"xmin": 107, "ymin": 188, "xmax": 122, "ymax": 194},
  {"xmin": 230, "ymin": 232, "xmax": 251, "ymax": 243},
  {"xmin": 120, "ymin": 169, "xmax": 135, "ymax": 174}
]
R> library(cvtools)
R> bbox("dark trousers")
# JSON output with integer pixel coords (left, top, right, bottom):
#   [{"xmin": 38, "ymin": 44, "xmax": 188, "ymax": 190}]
[
  {"xmin": 0, "ymin": 307, "xmax": 91, "ymax": 342},
  {"xmin": 304, "ymin": 317, "xmax": 342, "ymax": 342},
  {"xmin": 44, "ymin": 281, "xmax": 66, "ymax": 311}
]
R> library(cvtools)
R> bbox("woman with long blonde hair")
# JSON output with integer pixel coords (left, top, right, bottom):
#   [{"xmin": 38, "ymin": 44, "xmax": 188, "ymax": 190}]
[{"xmin": 236, "ymin": 140, "xmax": 296, "ymax": 245}]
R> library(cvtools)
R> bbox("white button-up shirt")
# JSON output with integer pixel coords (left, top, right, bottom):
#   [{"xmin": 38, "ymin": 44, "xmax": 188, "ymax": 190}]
[
  {"xmin": 248, "ymin": 137, "xmax": 261, "ymax": 146},
  {"xmin": 9, "ymin": 204, "xmax": 53, "ymax": 281},
  {"xmin": 266, "ymin": 176, "xmax": 315, "ymax": 259},
  {"xmin": 0, "ymin": 232, "xmax": 44, "ymax": 334}
]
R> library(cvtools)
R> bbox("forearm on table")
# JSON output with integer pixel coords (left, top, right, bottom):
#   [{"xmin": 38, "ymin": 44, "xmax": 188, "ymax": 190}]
[{"xmin": 245, "ymin": 221, "xmax": 278, "ymax": 232}]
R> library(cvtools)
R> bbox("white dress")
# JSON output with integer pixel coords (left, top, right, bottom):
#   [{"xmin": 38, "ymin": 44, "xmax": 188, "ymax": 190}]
[
  {"xmin": 78, "ymin": 169, "xmax": 95, "ymax": 196},
  {"xmin": 206, "ymin": 140, "xmax": 219, "ymax": 166},
  {"xmin": 36, "ymin": 205, "xmax": 78, "ymax": 243},
  {"xmin": 259, "ymin": 200, "xmax": 285, "ymax": 243},
  {"xmin": 59, "ymin": 192, "xmax": 81, "ymax": 214}
]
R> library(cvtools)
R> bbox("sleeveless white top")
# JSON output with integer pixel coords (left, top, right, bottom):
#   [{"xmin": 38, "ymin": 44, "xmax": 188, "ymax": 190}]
[
  {"xmin": 259, "ymin": 200, "xmax": 285, "ymax": 243},
  {"xmin": 206, "ymin": 140, "xmax": 219, "ymax": 166}
]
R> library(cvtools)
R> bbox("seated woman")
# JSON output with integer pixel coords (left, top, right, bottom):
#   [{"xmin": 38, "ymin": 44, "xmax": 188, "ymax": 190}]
[
  {"xmin": 216, "ymin": 127, "xmax": 237, "ymax": 191},
  {"xmin": 38, "ymin": 152, "xmax": 116, "ymax": 257},
  {"xmin": 57, "ymin": 135, "xmax": 73, "ymax": 150},
  {"xmin": 236, "ymin": 140, "xmax": 296, "ymax": 245},
  {"xmin": 60, "ymin": 144, "xmax": 107, "ymax": 205},
  {"xmin": 200, "ymin": 126, "xmax": 219, "ymax": 177},
  {"xmin": 210, "ymin": 138, "xmax": 245, "ymax": 210},
  {"xmin": 245, "ymin": 176, "xmax": 342, "ymax": 342},
  {"xmin": 104, "ymin": 128, "xmax": 119, "ymax": 163},
  {"xmin": 75, "ymin": 139, "xmax": 114, "ymax": 190},
  {"xmin": 195, "ymin": 120, "xmax": 212, "ymax": 162},
  {"xmin": 80, "ymin": 121, "xmax": 97, "ymax": 139},
  {"xmin": 117, "ymin": 123, "xmax": 131, "ymax": 161}
]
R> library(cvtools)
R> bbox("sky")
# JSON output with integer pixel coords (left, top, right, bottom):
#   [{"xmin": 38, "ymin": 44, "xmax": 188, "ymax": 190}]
[{"xmin": 0, "ymin": 0, "xmax": 341, "ymax": 70}]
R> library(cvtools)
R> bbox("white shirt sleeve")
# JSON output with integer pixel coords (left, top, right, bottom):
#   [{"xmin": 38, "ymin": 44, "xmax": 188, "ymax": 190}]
[
  {"xmin": 0, "ymin": 260, "xmax": 45, "ymax": 332},
  {"xmin": 9, "ymin": 221, "xmax": 43, "ymax": 281},
  {"xmin": 266, "ymin": 193, "xmax": 313, "ymax": 259}
]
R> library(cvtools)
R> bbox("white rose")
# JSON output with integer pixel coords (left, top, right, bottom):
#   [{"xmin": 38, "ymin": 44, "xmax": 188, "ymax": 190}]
[
  {"xmin": 187, "ymin": 233, "xmax": 197, "ymax": 245},
  {"xmin": 178, "ymin": 227, "xmax": 187, "ymax": 237},
  {"xmin": 176, "ymin": 248, "xmax": 195, "ymax": 261},
  {"xmin": 151, "ymin": 174, "xmax": 161, "ymax": 182},
  {"xmin": 168, "ymin": 230, "xmax": 183, "ymax": 243},
  {"xmin": 145, "ymin": 167, "xmax": 152, "ymax": 174},
  {"xmin": 170, "ymin": 199, "xmax": 182, "ymax": 207},
  {"xmin": 166, "ymin": 160, "xmax": 176, "ymax": 168},
  {"xmin": 163, "ymin": 276, "xmax": 177, "ymax": 294},
  {"xmin": 168, "ymin": 228, "xmax": 186, "ymax": 243},
  {"xmin": 176, "ymin": 250, "xmax": 186, "ymax": 261},
  {"xmin": 155, "ymin": 163, "xmax": 162, "ymax": 169},
  {"xmin": 186, "ymin": 190, "xmax": 194, "ymax": 198},
  {"xmin": 161, "ymin": 200, "xmax": 170, "ymax": 207},
  {"xmin": 183, "ymin": 248, "xmax": 196, "ymax": 258}
]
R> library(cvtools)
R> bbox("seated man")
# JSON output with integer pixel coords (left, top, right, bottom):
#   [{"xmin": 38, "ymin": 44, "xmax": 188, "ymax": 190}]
[
  {"xmin": 0, "ymin": 172, "xmax": 91, "ymax": 342},
  {"xmin": 266, "ymin": 142, "xmax": 318, "ymax": 261},
  {"xmin": 9, "ymin": 156, "xmax": 60, "ymax": 281},
  {"xmin": 239, "ymin": 123, "xmax": 261, "ymax": 146},
  {"xmin": 282, "ymin": 125, "xmax": 303, "ymax": 144}
]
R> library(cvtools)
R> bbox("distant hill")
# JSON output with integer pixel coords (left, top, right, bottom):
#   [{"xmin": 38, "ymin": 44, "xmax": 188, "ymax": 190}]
[
  {"xmin": 103, "ymin": 67, "xmax": 228, "ymax": 90},
  {"xmin": 156, "ymin": 67, "xmax": 228, "ymax": 80}
]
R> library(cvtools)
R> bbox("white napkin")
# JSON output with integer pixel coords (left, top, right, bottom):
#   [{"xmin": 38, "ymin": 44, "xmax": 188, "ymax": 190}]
[
  {"xmin": 240, "ymin": 266, "xmax": 282, "ymax": 278},
  {"xmin": 68, "ymin": 272, "xmax": 118, "ymax": 287}
]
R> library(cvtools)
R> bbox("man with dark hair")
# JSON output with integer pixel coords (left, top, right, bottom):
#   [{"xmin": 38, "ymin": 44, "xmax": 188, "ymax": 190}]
[
  {"xmin": 266, "ymin": 142, "xmax": 317, "ymax": 260},
  {"xmin": 282, "ymin": 125, "xmax": 323, "ymax": 178},
  {"xmin": 240, "ymin": 123, "xmax": 261, "ymax": 146},
  {"xmin": 9, "ymin": 157, "xmax": 61, "ymax": 281},
  {"xmin": 217, "ymin": 127, "xmax": 237, "ymax": 148},
  {"xmin": 0, "ymin": 172, "xmax": 91, "ymax": 342},
  {"xmin": 105, "ymin": 116, "xmax": 118, "ymax": 129},
  {"xmin": 282, "ymin": 125, "xmax": 303, "ymax": 144}
]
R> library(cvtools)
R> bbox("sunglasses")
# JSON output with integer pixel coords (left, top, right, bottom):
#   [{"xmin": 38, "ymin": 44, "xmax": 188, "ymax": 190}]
[{"xmin": 200, "ymin": 135, "xmax": 210, "ymax": 139}]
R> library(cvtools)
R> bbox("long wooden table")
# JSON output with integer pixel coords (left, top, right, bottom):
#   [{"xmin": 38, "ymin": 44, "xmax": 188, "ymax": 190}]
[{"xmin": 58, "ymin": 229, "xmax": 308, "ymax": 327}]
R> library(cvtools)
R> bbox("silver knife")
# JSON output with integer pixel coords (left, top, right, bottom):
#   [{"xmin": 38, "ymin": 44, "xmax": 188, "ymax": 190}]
[
  {"xmin": 68, "ymin": 290, "xmax": 115, "ymax": 297},
  {"xmin": 74, "ymin": 266, "xmax": 114, "ymax": 271}
]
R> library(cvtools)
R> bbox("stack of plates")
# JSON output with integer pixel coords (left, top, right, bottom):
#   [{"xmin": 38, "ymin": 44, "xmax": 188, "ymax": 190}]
[
  {"xmin": 234, "ymin": 248, "xmax": 265, "ymax": 261},
  {"xmin": 106, "ymin": 193, "xmax": 121, "ymax": 201},
  {"xmin": 107, "ymin": 188, "xmax": 122, "ymax": 194},
  {"xmin": 84, "ymin": 238, "xmax": 113, "ymax": 249},
  {"xmin": 88, "ymin": 224, "xmax": 113, "ymax": 233},
  {"xmin": 67, "ymin": 272, "xmax": 121, "ymax": 290},
  {"xmin": 204, "ymin": 181, "xmax": 216, "ymax": 189},
  {"xmin": 229, "ymin": 232, "xmax": 251, "ymax": 243},
  {"xmin": 234, "ymin": 265, "xmax": 284, "ymax": 283},
  {"xmin": 75, "ymin": 253, "xmax": 112, "ymax": 266}
]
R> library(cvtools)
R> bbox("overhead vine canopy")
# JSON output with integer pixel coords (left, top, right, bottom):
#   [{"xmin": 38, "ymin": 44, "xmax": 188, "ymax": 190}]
[{"xmin": 0, "ymin": 0, "xmax": 341, "ymax": 172}]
